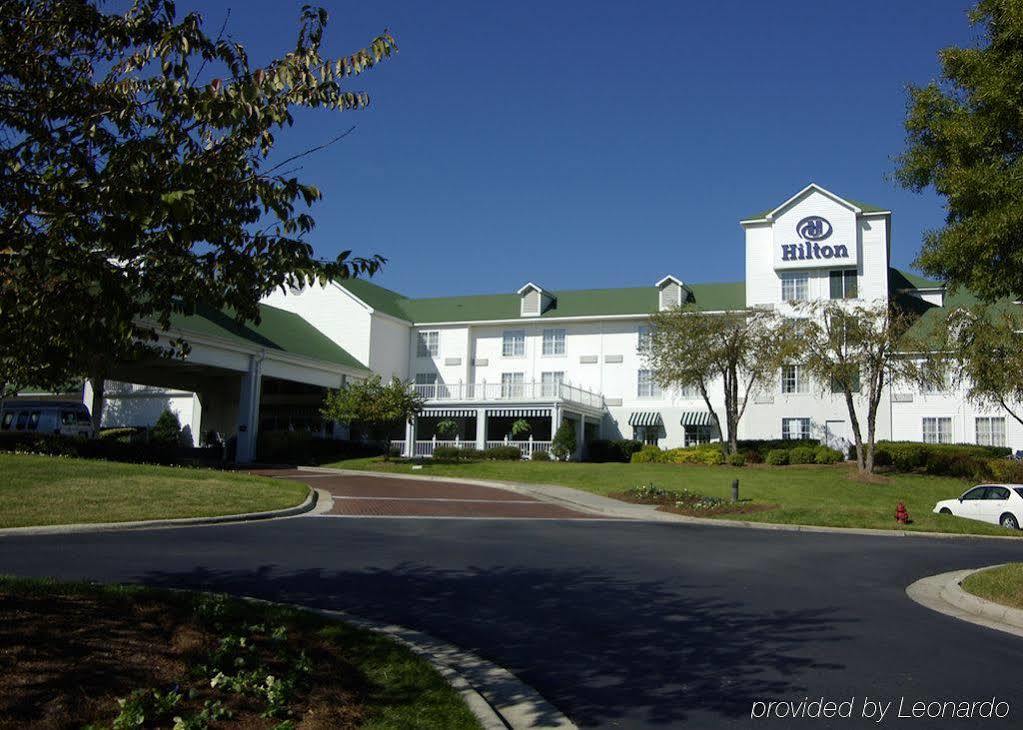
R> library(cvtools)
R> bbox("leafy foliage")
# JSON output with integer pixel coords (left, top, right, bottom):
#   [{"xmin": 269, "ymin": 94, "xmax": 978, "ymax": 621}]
[
  {"xmin": 149, "ymin": 408, "xmax": 183, "ymax": 446},
  {"xmin": 550, "ymin": 421, "xmax": 575, "ymax": 461},
  {"xmin": 790, "ymin": 301, "xmax": 939, "ymax": 473},
  {"xmin": 646, "ymin": 306, "xmax": 789, "ymax": 453},
  {"xmin": 434, "ymin": 419, "xmax": 458, "ymax": 438},
  {"xmin": 509, "ymin": 418, "xmax": 531, "ymax": 439},
  {"xmin": 895, "ymin": 0, "xmax": 1023, "ymax": 299},
  {"xmin": 320, "ymin": 375, "xmax": 424, "ymax": 440},
  {"xmin": 0, "ymin": 0, "xmax": 396, "ymax": 393}
]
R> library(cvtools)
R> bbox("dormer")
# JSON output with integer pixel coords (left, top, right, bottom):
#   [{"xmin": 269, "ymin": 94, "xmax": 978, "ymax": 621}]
[
  {"xmin": 655, "ymin": 275, "xmax": 690, "ymax": 311},
  {"xmin": 517, "ymin": 282, "xmax": 556, "ymax": 317}
]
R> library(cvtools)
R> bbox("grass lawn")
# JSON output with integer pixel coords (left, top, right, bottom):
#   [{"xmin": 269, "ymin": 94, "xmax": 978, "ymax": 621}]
[
  {"xmin": 0, "ymin": 576, "xmax": 480, "ymax": 729},
  {"xmin": 0, "ymin": 453, "xmax": 309, "ymax": 529},
  {"xmin": 962, "ymin": 563, "xmax": 1023, "ymax": 609},
  {"xmin": 329, "ymin": 457, "xmax": 1020, "ymax": 537}
]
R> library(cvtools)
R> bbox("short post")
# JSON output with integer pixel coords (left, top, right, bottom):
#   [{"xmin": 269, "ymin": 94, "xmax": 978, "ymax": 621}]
[{"xmin": 731, "ymin": 479, "xmax": 739, "ymax": 503}]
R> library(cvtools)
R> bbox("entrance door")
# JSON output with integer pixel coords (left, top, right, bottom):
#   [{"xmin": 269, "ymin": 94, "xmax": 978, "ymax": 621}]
[{"xmin": 824, "ymin": 420, "xmax": 851, "ymax": 453}]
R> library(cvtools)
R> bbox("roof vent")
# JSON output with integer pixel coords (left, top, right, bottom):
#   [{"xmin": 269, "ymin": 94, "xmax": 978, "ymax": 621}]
[
  {"xmin": 517, "ymin": 282, "xmax": 556, "ymax": 317},
  {"xmin": 655, "ymin": 275, "xmax": 691, "ymax": 311}
]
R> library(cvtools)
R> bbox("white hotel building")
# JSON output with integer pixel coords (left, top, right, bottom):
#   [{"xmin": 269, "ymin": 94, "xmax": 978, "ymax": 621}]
[{"xmin": 76, "ymin": 183, "xmax": 1021, "ymax": 460}]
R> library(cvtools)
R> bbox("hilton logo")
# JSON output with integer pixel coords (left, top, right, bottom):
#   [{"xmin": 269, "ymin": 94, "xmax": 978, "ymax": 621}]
[{"xmin": 782, "ymin": 216, "xmax": 848, "ymax": 261}]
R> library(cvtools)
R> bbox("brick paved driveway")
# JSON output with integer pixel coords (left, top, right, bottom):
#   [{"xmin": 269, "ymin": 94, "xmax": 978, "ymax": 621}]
[{"xmin": 255, "ymin": 469, "xmax": 599, "ymax": 519}]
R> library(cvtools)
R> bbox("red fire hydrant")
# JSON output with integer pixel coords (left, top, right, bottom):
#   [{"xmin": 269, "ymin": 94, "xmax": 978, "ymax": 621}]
[{"xmin": 895, "ymin": 501, "xmax": 910, "ymax": 525}]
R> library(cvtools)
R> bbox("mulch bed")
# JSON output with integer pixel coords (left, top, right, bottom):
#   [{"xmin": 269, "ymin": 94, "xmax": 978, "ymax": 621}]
[
  {"xmin": 610, "ymin": 489, "xmax": 778, "ymax": 518},
  {"xmin": 0, "ymin": 583, "xmax": 366, "ymax": 729}
]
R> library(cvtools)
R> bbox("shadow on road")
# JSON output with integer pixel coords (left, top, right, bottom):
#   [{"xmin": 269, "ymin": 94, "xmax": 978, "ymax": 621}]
[{"xmin": 140, "ymin": 562, "xmax": 854, "ymax": 726}]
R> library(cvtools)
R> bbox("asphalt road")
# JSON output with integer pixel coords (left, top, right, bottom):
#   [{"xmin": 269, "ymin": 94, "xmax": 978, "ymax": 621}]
[{"xmin": 3, "ymin": 487, "xmax": 1023, "ymax": 728}]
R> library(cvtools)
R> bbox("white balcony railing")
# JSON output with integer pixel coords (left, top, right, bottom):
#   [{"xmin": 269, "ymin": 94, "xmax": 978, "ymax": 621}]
[
  {"xmin": 413, "ymin": 381, "xmax": 604, "ymax": 409},
  {"xmin": 403, "ymin": 437, "xmax": 553, "ymax": 459}
]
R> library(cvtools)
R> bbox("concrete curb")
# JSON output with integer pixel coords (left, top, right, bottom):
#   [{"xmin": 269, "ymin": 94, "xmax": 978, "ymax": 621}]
[
  {"xmin": 906, "ymin": 565, "xmax": 1023, "ymax": 639},
  {"xmin": 306, "ymin": 467, "xmax": 1023, "ymax": 541},
  {"xmin": 0, "ymin": 486, "xmax": 317, "ymax": 538},
  {"xmin": 230, "ymin": 594, "xmax": 576, "ymax": 730}
]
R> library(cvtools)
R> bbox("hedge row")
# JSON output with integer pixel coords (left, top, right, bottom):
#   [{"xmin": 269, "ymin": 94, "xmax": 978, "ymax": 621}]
[
  {"xmin": 764, "ymin": 445, "xmax": 844, "ymax": 466},
  {"xmin": 432, "ymin": 445, "xmax": 524, "ymax": 462},
  {"xmin": 872, "ymin": 440, "xmax": 1015, "ymax": 480},
  {"xmin": 256, "ymin": 431, "xmax": 384, "ymax": 465},
  {"xmin": 631, "ymin": 444, "xmax": 726, "ymax": 465},
  {"xmin": 0, "ymin": 432, "xmax": 221, "ymax": 466},
  {"xmin": 586, "ymin": 439, "xmax": 644, "ymax": 463}
]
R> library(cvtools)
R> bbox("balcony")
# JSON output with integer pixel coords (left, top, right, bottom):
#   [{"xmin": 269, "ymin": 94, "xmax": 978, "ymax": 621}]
[{"xmin": 413, "ymin": 381, "xmax": 605, "ymax": 410}]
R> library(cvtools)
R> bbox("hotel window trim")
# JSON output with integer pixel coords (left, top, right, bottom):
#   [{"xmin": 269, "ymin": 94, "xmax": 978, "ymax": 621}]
[
  {"xmin": 923, "ymin": 417, "xmax": 952, "ymax": 444},
  {"xmin": 502, "ymin": 330, "xmax": 526, "ymax": 357},
  {"xmin": 541, "ymin": 371, "xmax": 564, "ymax": 397},
  {"xmin": 782, "ymin": 418, "xmax": 811, "ymax": 440},
  {"xmin": 501, "ymin": 372, "xmax": 524, "ymax": 398},
  {"xmin": 829, "ymin": 269, "xmax": 858, "ymax": 300},
  {"xmin": 542, "ymin": 328, "xmax": 566, "ymax": 356},
  {"xmin": 781, "ymin": 365, "xmax": 809, "ymax": 394},
  {"xmin": 976, "ymin": 416, "xmax": 1006, "ymax": 447},
  {"xmin": 637, "ymin": 369, "xmax": 661, "ymax": 398},
  {"xmin": 781, "ymin": 272, "xmax": 809, "ymax": 302},
  {"xmin": 417, "ymin": 331, "xmax": 439, "ymax": 358}
]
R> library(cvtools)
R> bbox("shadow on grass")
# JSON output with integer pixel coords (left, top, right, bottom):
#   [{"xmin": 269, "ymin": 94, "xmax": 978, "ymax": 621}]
[{"xmin": 140, "ymin": 562, "xmax": 853, "ymax": 727}]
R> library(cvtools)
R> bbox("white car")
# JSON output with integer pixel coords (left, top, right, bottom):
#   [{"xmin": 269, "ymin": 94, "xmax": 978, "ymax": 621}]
[{"xmin": 933, "ymin": 484, "xmax": 1023, "ymax": 530}]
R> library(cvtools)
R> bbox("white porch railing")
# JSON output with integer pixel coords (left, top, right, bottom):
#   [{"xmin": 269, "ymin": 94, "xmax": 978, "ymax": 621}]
[
  {"xmin": 407, "ymin": 436, "xmax": 553, "ymax": 459},
  {"xmin": 413, "ymin": 381, "xmax": 604, "ymax": 409},
  {"xmin": 389, "ymin": 439, "xmax": 405, "ymax": 453}
]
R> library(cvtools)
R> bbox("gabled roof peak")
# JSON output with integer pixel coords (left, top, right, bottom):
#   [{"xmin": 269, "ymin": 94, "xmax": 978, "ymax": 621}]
[{"xmin": 516, "ymin": 281, "xmax": 551, "ymax": 295}]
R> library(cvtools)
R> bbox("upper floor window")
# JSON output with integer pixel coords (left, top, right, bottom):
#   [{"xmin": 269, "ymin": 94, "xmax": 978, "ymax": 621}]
[
  {"xmin": 782, "ymin": 364, "xmax": 809, "ymax": 394},
  {"xmin": 502, "ymin": 330, "xmax": 525, "ymax": 357},
  {"xmin": 976, "ymin": 417, "xmax": 1006, "ymax": 447},
  {"xmin": 923, "ymin": 416, "xmax": 952, "ymax": 444},
  {"xmin": 637, "ymin": 325, "xmax": 651, "ymax": 352},
  {"xmin": 679, "ymin": 383, "xmax": 700, "ymax": 398},
  {"xmin": 414, "ymin": 373, "xmax": 438, "ymax": 385},
  {"xmin": 542, "ymin": 328, "xmax": 566, "ymax": 356},
  {"xmin": 417, "ymin": 331, "xmax": 439, "ymax": 358},
  {"xmin": 830, "ymin": 369, "xmax": 861, "ymax": 393},
  {"xmin": 637, "ymin": 369, "xmax": 661, "ymax": 398},
  {"xmin": 781, "ymin": 273, "xmax": 809, "ymax": 302},
  {"xmin": 829, "ymin": 269, "xmax": 858, "ymax": 300},
  {"xmin": 541, "ymin": 371, "xmax": 564, "ymax": 397},
  {"xmin": 501, "ymin": 372, "xmax": 524, "ymax": 398}
]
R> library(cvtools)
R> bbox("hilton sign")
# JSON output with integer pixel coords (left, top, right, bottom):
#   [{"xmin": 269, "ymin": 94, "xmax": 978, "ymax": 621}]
[{"xmin": 774, "ymin": 215, "xmax": 855, "ymax": 270}]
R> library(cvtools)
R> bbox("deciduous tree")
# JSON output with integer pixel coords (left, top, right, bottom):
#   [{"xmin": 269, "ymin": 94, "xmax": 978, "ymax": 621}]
[
  {"xmin": 320, "ymin": 375, "xmax": 424, "ymax": 442},
  {"xmin": 0, "ymin": 0, "xmax": 396, "ymax": 425}
]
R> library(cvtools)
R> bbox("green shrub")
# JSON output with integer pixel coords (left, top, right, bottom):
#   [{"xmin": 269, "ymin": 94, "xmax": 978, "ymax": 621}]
[
  {"xmin": 741, "ymin": 448, "xmax": 763, "ymax": 464},
  {"xmin": 149, "ymin": 409, "xmax": 183, "ymax": 446},
  {"xmin": 788, "ymin": 445, "xmax": 817, "ymax": 464},
  {"xmin": 765, "ymin": 449, "xmax": 789, "ymax": 466},
  {"xmin": 256, "ymin": 431, "xmax": 384, "ymax": 465},
  {"xmin": 630, "ymin": 445, "xmax": 662, "ymax": 463},
  {"xmin": 587, "ymin": 439, "xmax": 644, "ymax": 463},
  {"xmin": 97, "ymin": 427, "xmax": 140, "ymax": 444},
  {"xmin": 435, "ymin": 419, "xmax": 458, "ymax": 438},
  {"xmin": 727, "ymin": 452, "xmax": 746, "ymax": 467},
  {"xmin": 873, "ymin": 440, "xmax": 1010, "ymax": 477},
  {"xmin": 659, "ymin": 444, "xmax": 725, "ymax": 466},
  {"xmin": 988, "ymin": 458, "xmax": 1023, "ymax": 483},
  {"xmin": 432, "ymin": 445, "xmax": 474, "ymax": 461},
  {"xmin": 551, "ymin": 422, "xmax": 576, "ymax": 461},
  {"xmin": 484, "ymin": 445, "xmax": 522, "ymax": 460},
  {"xmin": 737, "ymin": 438, "xmax": 818, "ymax": 459},
  {"xmin": 814, "ymin": 445, "xmax": 843, "ymax": 464},
  {"xmin": 531, "ymin": 449, "xmax": 551, "ymax": 461}
]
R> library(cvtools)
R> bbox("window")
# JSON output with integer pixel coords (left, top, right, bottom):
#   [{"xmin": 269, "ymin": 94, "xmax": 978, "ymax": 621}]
[
  {"xmin": 14, "ymin": 411, "xmax": 28, "ymax": 430},
  {"xmin": 637, "ymin": 369, "xmax": 661, "ymax": 398},
  {"xmin": 684, "ymin": 425, "xmax": 713, "ymax": 446},
  {"xmin": 829, "ymin": 269, "xmax": 858, "ymax": 300},
  {"xmin": 782, "ymin": 365, "xmax": 809, "ymax": 394},
  {"xmin": 985, "ymin": 486, "xmax": 1010, "ymax": 501},
  {"xmin": 830, "ymin": 369, "xmax": 861, "ymax": 393},
  {"xmin": 417, "ymin": 331, "xmax": 439, "ymax": 357},
  {"xmin": 781, "ymin": 273, "xmax": 809, "ymax": 302},
  {"xmin": 679, "ymin": 383, "xmax": 700, "ymax": 398},
  {"xmin": 1, "ymin": 412, "xmax": 12, "ymax": 430},
  {"xmin": 961, "ymin": 486, "xmax": 987, "ymax": 501},
  {"xmin": 782, "ymin": 418, "xmax": 811, "ymax": 440},
  {"xmin": 501, "ymin": 372, "xmax": 524, "ymax": 398},
  {"xmin": 502, "ymin": 330, "xmax": 525, "ymax": 357},
  {"xmin": 542, "ymin": 328, "xmax": 566, "ymax": 356},
  {"xmin": 541, "ymin": 371, "xmax": 564, "ymax": 397},
  {"xmin": 637, "ymin": 325, "xmax": 651, "ymax": 352},
  {"xmin": 923, "ymin": 417, "xmax": 952, "ymax": 444},
  {"xmin": 976, "ymin": 417, "xmax": 1006, "ymax": 447},
  {"xmin": 415, "ymin": 373, "xmax": 438, "ymax": 385},
  {"xmin": 27, "ymin": 411, "xmax": 39, "ymax": 431},
  {"xmin": 635, "ymin": 425, "xmax": 661, "ymax": 446}
]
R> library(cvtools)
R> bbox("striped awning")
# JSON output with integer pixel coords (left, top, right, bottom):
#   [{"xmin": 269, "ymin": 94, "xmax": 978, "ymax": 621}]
[
  {"xmin": 486, "ymin": 408, "xmax": 551, "ymax": 418},
  {"xmin": 628, "ymin": 411, "xmax": 663, "ymax": 427},
  {"xmin": 420, "ymin": 408, "xmax": 478, "ymax": 418},
  {"xmin": 680, "ymin": 411, "xmax": 713, "ymax": 426}
]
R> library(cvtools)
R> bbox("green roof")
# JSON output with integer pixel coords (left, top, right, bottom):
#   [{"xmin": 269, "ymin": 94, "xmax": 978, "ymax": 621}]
[
  {"xmin": 169, "ymin": 303, "xmax": 368, "ymax": 371},
  {"xmin": 337, "ymin": 279, "xmax": 747, "ymax": 323},
  {"xmin": 744, "ymin": 197, "xmax": 889, "ymax": 221},
  {"xmin": 889, "ymin": 268, "xmax": 943, "ymax": 290}
]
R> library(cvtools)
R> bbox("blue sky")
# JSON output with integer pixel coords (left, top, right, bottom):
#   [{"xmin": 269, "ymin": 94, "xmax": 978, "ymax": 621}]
[{"xmin": 185, "ymin": 0, "xmax": 978, "ymax": 297}]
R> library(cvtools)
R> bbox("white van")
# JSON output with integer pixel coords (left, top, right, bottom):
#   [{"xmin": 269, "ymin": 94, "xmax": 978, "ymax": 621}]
[{"xmin": 0, "ymin": 400, "xmax": 94, "ymax": 439}]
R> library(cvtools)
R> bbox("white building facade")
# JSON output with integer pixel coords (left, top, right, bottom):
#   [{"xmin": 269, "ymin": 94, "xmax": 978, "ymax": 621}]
[{"xmin": 257, "ymin": 183, "xmax": 1022, "ymax": 457}]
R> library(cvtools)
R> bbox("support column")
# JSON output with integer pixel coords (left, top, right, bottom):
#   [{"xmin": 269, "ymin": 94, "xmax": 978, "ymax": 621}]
[
  {"xmin": 576, "ymin": 413, "xmax": 586, "ymax": 461},
  {"xmin": 235, "ymin": 354, "xmax": 264, "ymax": 464},
  {"xmin": 550, "ymin": 406, "xmax": 560, "ymax": 440},
  {"xmin": 476, "ymin": 408, "xmax": 487, "ymax": 450},
  {"xmin": 404, "ymin": 418, "xmax": 415, "ymax": 457}
]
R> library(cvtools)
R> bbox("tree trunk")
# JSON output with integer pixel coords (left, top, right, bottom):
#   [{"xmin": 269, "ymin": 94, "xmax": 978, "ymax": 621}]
[{"xmin": 89, "ymin": 358, "xmax": 107, "ymax": 434}]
